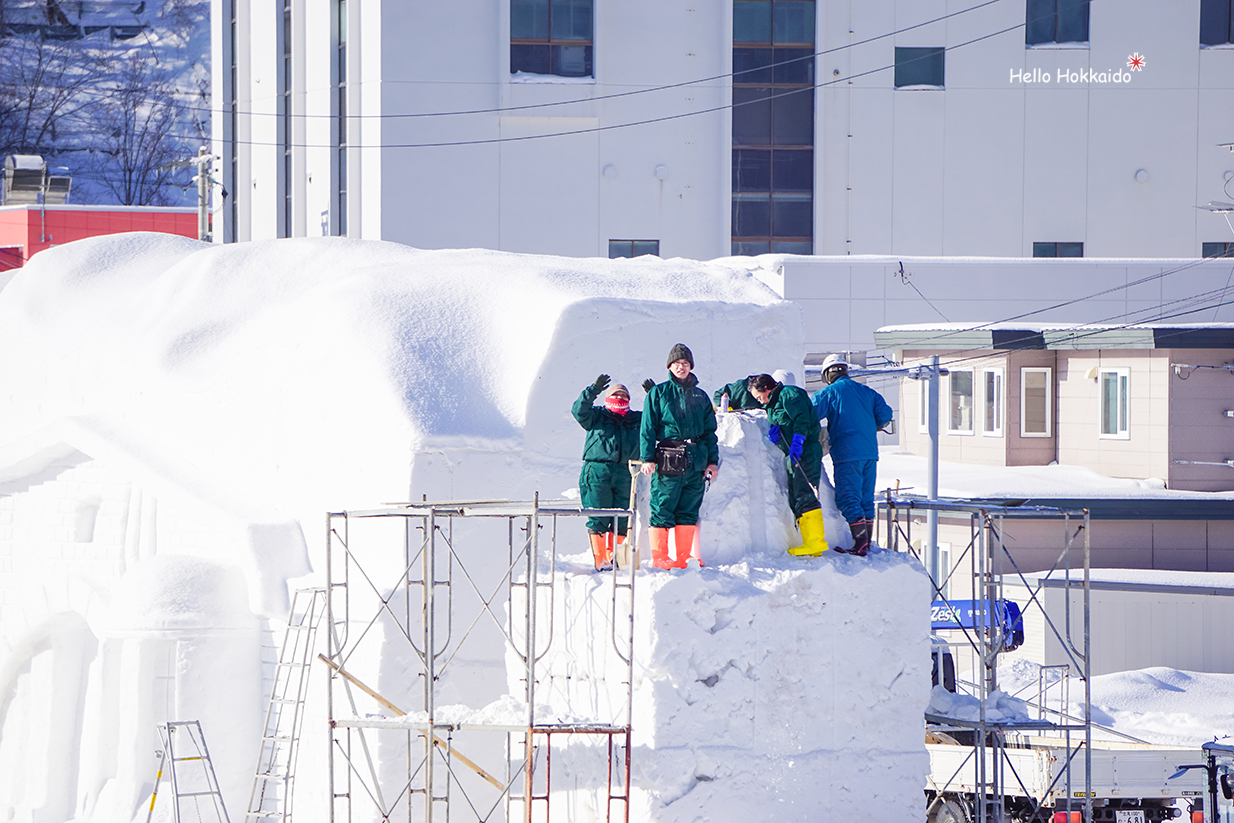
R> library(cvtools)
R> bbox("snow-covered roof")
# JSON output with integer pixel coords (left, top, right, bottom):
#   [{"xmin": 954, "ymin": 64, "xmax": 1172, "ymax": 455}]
[
  {"xmin": 874, "ymin": 322, "xmax": 1234, "ymax": 351},
  {"xmin": 877, "ymin": 452, "xmax": 1234, "ymax": 504}
]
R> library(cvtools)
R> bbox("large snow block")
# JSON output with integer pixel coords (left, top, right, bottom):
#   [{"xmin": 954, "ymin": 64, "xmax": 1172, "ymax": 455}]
[{"xmin": 527, "ymin": 553, "xmax": 932, "ymax": 822}]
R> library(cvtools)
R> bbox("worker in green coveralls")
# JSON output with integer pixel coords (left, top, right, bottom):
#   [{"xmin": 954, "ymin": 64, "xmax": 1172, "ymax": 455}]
[
  {"xmin": 572, "ymin": 376, "xmax": 641, "ymax": 571},
  {"xmin": 748, "ymin": 373, "xmax": 829, "ymax": 557},
  {"xmin": 639, "ymin": 343, "xmax": 719, "ymax": 569}
]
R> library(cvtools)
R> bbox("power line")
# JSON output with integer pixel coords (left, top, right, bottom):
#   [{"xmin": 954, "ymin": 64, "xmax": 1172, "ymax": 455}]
[
  {"xmin": 195, "ymin": 0, "xmax": 1005, "ymax": 123},
  {"xmin": 192, "ymin": 3, "xmax": 1036, "ymax": 150},
  {"xmin": 905, "ymin": 288, "xmax": 1234, "ymax": 377},
  {"xmin": 880, "ymin": 256, "xmax": 1221, "ymax": 355}
]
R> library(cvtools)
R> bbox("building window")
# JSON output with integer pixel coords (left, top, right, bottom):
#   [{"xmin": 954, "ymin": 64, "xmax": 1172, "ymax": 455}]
[
  {"xmin": 936, "ymin": 541, "xmax": 952, "ymax": 599},
  {"xmin": 608, "ymin": 240, "xmax": 660, "ymax": 258},
  {"xmin": 511, "ymin": 0, "xmax": 593, "ymax": 78},
  {"xmin": 894, "ymin": 47, "xmax": 945, "ymax": 88},
  {"xmin": 983, "ymin": 368, "xmax": 1004, "ymax": 437},
  {"xmin": 1098, "ymin": 368, "xmax": 1130, "ymax": 439},
  {"xmin": 281, "ymin": 0, "xmax": 292, "ymax": 238},
  {"xmin": 1203, "ymin": 241, "xmax": 1234, "ymax": 257},
  {"xmin": 1021, "ymin": 368, "xmax": 1052, "ymax": 437},
  {"xmin": 1026, "ymin": 0, "xmax": 1089, "ymax": 46},
  {"xmin": 1201, "ymin": 0, "xmax": 1234, "ymax": 46},
  {"xmin": 336, "ymin": 0, "xmax": 347, "ymax": 236},
  {"xmin": 948, "ymin": 369, "xmax": 974, "ymax": 434},
  {"xmin": 1033, "ymin": 242, "xmax": 1084, "ymax": 258},
  {"xmin": 732, "ymin": 0, "xmax": 815, "ymax": 256}
]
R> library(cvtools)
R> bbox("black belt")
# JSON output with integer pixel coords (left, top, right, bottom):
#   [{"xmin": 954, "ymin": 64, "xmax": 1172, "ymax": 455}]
[{"xmin": 658, "ymin": 437, "xmax": 698, "ymax": 447}]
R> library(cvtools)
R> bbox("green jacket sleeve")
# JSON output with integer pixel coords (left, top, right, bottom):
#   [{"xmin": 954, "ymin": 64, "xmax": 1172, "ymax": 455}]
[
  {"xmin": 639, "ymin": 387, "xmax": 661, "ymax": 462},
  {"xmin": 703, "ymin": 402, "xmax": 719, "ymax": 465},
  {"xmin": 768, "ymin": 387, "xmax": 820, "ymax": 453},
  {"xmin": 572, "ymin": 384, "xmax": 602, "ymax": 430}
]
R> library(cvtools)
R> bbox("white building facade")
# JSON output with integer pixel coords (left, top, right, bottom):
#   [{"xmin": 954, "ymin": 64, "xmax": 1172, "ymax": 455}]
[{"xmin": 213, "ymin": 0, "xmax": 1234, "ymax": 259}]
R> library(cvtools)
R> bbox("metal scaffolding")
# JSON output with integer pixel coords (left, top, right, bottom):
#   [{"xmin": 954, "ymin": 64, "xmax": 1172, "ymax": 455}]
[
  {"xmin": 324, "ymin": 494, "xmax": 638, "ymax": 823},
  {"xmin": 877, "ymin": 495, "xmax": 1093, "ymax": 823}
]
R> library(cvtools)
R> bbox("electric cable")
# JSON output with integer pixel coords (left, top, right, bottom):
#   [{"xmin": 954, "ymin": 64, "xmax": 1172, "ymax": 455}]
[
  {"xmin": 186, "ymin": 4, "xmax": 1043, "ymax": 150},
  {"xmin": 194, "ymin": 0, "xmax": 1006, "ymax": 122}
]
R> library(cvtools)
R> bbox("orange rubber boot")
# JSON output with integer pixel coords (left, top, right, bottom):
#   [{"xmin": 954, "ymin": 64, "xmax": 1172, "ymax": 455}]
[
  {"xmin": 649, "ymin": 527, "xmax": 672, "ymax": 569},
  {"xmin": 589, "ymin": 533, "xmax": 612, "ymax": 571},
  {"xmin": 673, "ymin": 525, "xmax": 698, "ymax": 569}
]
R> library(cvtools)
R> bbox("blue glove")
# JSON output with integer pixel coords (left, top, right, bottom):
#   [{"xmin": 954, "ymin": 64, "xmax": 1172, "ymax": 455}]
[
  {"xmin": 789, "ymin": 433, "xmax": 806, "ymax": 459},
  {"xmin": 767, "ymin": 425, "xmax": 781, "ymax": 445}
]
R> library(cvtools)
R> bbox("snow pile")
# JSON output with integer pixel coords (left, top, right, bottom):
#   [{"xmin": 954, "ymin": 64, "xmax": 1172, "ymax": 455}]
[
  {"xmin": 926, "ymin": 686, "xmax": 1033, "ymax": 725},
  {"xmin": 999, "ymin": 662, "xmax": 1234, "ymax": 747},
  {"xmin": 1086, "ymin": 669, "xmax": 1234, "ymax": 746}
]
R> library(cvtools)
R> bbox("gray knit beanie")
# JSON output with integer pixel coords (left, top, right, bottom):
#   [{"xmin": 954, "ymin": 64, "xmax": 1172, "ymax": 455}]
[{"xmin": 666, "ymin": 343, "xmax": 694, "ymax": 368}]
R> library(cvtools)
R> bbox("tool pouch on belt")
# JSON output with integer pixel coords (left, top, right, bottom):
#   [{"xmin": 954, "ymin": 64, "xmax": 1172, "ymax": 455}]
[{"xmin": 654, "ymin": 439, "xmax": 692, "ymax": 477}]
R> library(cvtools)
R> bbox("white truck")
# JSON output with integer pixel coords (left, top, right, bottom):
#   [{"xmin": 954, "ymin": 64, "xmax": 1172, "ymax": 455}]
[{"xmin": 925, "ymin": 734, "xmax": 1206, "ymax": 823}]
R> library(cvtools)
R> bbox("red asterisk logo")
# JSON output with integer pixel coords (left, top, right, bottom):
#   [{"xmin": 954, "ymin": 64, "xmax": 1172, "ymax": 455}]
[{"xmin": 1127, "ymin": 52, "xmax": 1146, "ymax": 71}]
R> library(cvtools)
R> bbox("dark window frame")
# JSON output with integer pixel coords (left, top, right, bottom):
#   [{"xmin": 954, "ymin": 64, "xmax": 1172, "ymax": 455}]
[
  {"xmin": 894, "ymin": 46, "xmax": 945, "ymax": 88},
  {"xmin": 731, "ymin": 0, "xmax": 815, "ymax": 256},
  {"xmin": 608, "ymin": 240, "xmax": 660, "ymax": 258},
  {"xmin": 1202, "ymin": 241, "xmax": 1234, "ymax": 258},
  {"xmin": 1025, "ymin": 0, "xmax": 1090, "ymax": 46},
  {"xmin": 1201, "ymin": 0, "xmax": 1234, "ymax": 45},
  {"xmin": 1032, "ymin": 242, "xmax": 1084, "ymax": 258},
  {"xmin": 510, "ymin": 0, "xmax": 594, "ymax": 78}
]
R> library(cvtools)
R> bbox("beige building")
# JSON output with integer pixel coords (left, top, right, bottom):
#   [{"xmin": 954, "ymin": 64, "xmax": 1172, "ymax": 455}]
[{"xmin": 874, "ymin": 324, "xmax": 1234, "ymax": 493}]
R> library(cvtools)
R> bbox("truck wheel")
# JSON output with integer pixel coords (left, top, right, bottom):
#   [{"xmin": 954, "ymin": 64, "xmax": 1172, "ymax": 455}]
[{"xmin": 930, "ymin": 799, "xmax": 969, "ymax": 823}]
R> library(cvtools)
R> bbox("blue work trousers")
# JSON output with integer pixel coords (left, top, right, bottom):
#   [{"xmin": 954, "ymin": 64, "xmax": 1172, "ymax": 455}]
[{"xmin": 831, "ymin": 459, "xmax": 877, "ymax": 523}]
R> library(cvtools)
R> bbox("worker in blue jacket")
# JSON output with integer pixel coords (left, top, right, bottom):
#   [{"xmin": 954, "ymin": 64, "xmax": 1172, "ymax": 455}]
[{"xmin": 810, "ymin": 355, "xmax": 893, "ymax": 556}]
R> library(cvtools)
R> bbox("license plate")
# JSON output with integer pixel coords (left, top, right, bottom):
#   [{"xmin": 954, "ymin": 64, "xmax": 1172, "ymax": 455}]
[{"xmin": 1115, "ymin": 812, "xmax": 1145, "ymax": 823}]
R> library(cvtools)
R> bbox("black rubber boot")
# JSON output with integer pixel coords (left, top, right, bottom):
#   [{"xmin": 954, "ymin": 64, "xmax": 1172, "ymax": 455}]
[{"xmin": 849, "ymin": 520, "xmax": 871, "ymax": 557}]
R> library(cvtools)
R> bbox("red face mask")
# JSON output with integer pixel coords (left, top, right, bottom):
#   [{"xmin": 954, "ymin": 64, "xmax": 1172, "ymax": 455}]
[{"xmin": 605, "ymin": 394, "xmax": 630, "ymax": 415}]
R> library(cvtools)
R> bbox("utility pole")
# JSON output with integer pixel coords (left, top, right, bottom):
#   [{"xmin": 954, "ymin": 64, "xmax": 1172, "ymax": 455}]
[
  {"xmin": 190, "ymin": 147, "xmax": 212, "ymax": 242},
  {"xmin": 926, "ymin": 355, "xmax": 941, "ymax": 584},
  {"xmin": 161, "ymin": 147, "xmax": 219, "ymax": 242}
]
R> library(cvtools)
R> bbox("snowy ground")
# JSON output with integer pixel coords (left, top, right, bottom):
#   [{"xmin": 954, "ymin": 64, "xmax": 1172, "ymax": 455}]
[{"xmin": 1001, "ymin": 662, "xmax": 1234, "ymax": 748}]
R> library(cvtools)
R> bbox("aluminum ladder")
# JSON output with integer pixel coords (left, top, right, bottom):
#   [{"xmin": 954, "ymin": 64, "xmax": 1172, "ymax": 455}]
[
  {"xmin": 147, "ymin": 720, "xmax": 231, "ymax": 823},
  {"xmin": 244, "ymin": 587, "xmax": 326, "ymax": 822}
]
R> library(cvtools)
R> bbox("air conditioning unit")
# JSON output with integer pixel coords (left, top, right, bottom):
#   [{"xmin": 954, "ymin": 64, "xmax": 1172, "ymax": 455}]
[
  {"xmin": 3, "ymin": 155, "xmax": 46, "ymax": 206},
  {"xmin": 2, "ymin": 156, "xmax": 71, "ymax": 205}
]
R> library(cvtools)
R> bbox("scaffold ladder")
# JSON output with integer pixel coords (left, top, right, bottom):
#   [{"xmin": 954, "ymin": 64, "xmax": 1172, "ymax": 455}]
[
  {"xmin": 245, "ymin": 587, "xmax": 326, "ymax": 822},
  {"xmin": 148, "ymin": 720, "xmax": 231, "ymax": 823}
]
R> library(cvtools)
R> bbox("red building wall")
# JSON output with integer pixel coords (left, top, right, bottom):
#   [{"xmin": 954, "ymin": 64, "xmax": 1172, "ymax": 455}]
[{"xmin": 0, "ymin": 206, "xmax": 198, "ymax": 271}]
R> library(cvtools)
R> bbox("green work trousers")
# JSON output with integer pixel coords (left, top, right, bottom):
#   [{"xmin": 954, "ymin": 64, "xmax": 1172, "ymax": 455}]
[
  {"xmin": 648, "ymin": 470, "xmax": 705, "ymax": 528},
  {"xmin": 579, "ymin": 460, "xmax": 632, "ymax": 534}
]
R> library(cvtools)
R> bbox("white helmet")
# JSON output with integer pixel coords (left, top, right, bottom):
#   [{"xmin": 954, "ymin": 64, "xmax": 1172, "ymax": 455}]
[
  {"xmin": 771, "ymin": 369, "xmax": 796, "ymax": 387},
  {"xmin": 821, "ymin": 354, "xmax": 849, "ymax": 384}
]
